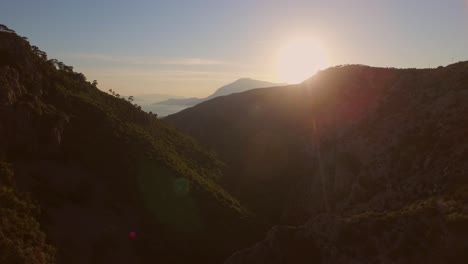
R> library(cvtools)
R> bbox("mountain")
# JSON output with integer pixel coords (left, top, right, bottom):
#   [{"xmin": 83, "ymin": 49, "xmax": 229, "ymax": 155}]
[
  {"xmin": 4, "ymin": 22, "xmax": 468, "ymax": 263},
  {"xmin": 0, "ymin": 27, "xmax": 261, "ymax": 264},
  {"xmin": 205, "ymin": 78, "xmax": 286, "ymax": 100},
  {"xmin": 166, "ymin": 63, "xmax": 468, "ymax": 263},
  {"xmin": 155, "ymin": 78, "xmax": 285, "ymax": 115}
]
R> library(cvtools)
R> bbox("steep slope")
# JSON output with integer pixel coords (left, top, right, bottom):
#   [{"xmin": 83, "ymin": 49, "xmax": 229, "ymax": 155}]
[
  {"xmin": 0, "ymin": 28, "xmax": 257, "ymax": 264},
  {"xmin": 166, "ymin": 63, "xmax": 468, "ymax": 262},
  {"xmin": 166, "ymin": 83, "xmax": 311, "ymax": 221}
]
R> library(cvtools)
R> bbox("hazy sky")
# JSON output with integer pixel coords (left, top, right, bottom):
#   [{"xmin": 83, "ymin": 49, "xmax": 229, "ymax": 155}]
[{"xmin": 2, "ymin": 0, "xmax": 468, "ymax": 97}]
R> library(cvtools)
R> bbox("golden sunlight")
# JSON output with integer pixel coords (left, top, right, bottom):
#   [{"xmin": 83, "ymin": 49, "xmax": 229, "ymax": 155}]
[{"xmin": 276, "ymin": 38, "xmax": 328, "ymax": 84}]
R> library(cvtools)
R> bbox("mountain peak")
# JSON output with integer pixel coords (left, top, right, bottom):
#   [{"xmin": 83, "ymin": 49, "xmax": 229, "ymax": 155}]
[
  {"xmin": 155, "ymin": 78, "xmax": 285, "ymax": 115},
  {"xmin": 208, "ymin": 78, "xmax": 284, "ymax": 99}
]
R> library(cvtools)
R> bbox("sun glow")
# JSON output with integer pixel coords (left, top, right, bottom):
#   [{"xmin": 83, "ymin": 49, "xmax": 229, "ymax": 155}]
[{"xmin": 276, "ymin": 38, "xmax": 328, "ymax": 84}]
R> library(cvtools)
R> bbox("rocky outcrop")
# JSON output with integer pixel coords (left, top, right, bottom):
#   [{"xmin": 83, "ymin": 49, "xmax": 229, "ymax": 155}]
[{"xmin": 0, "ymin": 66, "xmax": 24, "ymax": 106}]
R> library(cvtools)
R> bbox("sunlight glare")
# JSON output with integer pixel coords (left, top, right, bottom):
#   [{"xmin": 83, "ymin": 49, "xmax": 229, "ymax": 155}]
[{"xmin": 276, "ymin": 37, "xmax": 328, "ymax": 84}]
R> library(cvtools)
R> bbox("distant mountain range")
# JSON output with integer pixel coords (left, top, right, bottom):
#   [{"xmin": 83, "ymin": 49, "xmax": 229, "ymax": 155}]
[
  {"xmin": 132, "ymin": 93, "xmax": 186, "ymax": 104},
  {"xmin": 158, "ymin": 78, "xmax": 285, "ymax": 106},
  {"xmin": 141, "ymin": 78, "xmax": 284, "ymax": 117}
]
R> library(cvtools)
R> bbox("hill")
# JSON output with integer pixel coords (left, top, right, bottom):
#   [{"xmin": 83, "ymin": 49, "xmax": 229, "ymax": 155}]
[
  {"xmin": 0, "ymin": 26, "xmax": 259, "ymax": 264},
  {"xmin": 205, "ymin": 78, "xmax": 286, "ymax": 100},
  {"xmin": 166, "ymin": 63, "xmax": 468, "ymax": 263},
  {"xmin": 155, "ymin": 78, "xmax": 284, "ymax": 115}
]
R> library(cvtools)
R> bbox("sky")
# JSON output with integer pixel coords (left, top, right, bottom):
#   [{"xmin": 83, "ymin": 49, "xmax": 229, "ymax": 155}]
[{"xmin": 2, "ymin": 0, "xmax": 468, "ymax": 97}]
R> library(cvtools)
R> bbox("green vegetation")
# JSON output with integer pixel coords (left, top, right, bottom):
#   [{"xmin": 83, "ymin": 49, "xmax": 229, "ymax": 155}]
[
  {"xmin": 334, "ymin": 197, "xmax": 468, "ymax": 262},
  {"xmin": 0, "ymin": 162, "xmax": 56, "ymax": 264},
  {"xmin": 0, "ymin": 29, "xmax": 257, "ymax": 263},
  {"xmin": 4, "ymin": 25, "xmax": 468, "ymax": 263}
]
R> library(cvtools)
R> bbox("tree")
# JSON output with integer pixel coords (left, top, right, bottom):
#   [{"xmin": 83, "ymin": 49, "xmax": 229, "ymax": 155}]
[
  {"xmin": 49, "ymin": 59, "xmax": 59, "ymax": 69},
  {"xmin": 92, "ymin": 80, "xmax": 98, "ymax": 87},
  {"xmin": 75, "ymin": 72, "xmax": 86, "ymax": 82},
  {"xmin": 149, "ymin": 111, "xmax": 158, "ymax": 118},
  {"xmin": 63, "ymin": 65, "xmax": 73, "ymax": 72},
  {"xmin": 57, "ymin": 61, "xmax": 66, "ymax": 71},
  {"xmin": 0, "ymin": 24, "xmax": 15, "ymax": 34},
  {"xmin": 32, "ymin": 45, "xmax": 48, "ymax": 60},
  {"xmin": 128, "ymin": 96, "xmax": 134, "ymax": 102}
]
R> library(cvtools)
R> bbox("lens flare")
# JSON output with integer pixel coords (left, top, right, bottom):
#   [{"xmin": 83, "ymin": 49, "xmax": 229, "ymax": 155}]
[{"xmin": 137, "ymin": 162, "xmax": 202, "ymax": 234}]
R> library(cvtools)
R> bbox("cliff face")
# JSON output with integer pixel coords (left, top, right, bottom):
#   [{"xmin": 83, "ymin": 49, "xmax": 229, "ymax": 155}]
[{"xmin": 167, "ymin": 63, "xmax": 468, "ymax": 263}]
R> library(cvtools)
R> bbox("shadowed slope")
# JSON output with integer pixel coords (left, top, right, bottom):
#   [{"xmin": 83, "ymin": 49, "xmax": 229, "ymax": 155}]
[{"xmin": 166, "ymin": 63, "xmax": 468, "ymax": 262}]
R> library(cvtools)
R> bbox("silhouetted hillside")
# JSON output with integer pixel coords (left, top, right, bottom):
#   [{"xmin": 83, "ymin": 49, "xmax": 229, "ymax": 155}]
[
  {"xmin": 166, "ymin": 63, "xmax": 468, "ymax": 263},
  {"xmin": 0, "ymin": 27, "xmax": 259, "ymax": 264}
]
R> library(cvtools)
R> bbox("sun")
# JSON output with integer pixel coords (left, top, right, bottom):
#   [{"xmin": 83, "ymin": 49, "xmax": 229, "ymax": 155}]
[{"xmin": 276, "ymin": 38, "xmax": 328, "ymax": 84}]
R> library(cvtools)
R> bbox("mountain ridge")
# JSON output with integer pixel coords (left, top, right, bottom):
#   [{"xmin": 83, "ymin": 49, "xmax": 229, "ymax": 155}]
[{"xmin": 166, "ymin": 61, "xmax": 468, "ymax": 263}]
